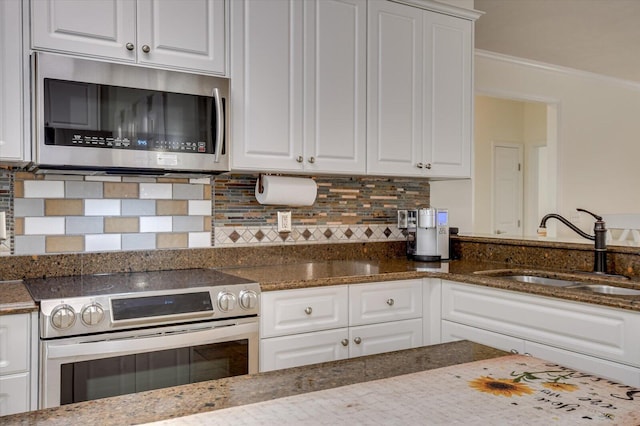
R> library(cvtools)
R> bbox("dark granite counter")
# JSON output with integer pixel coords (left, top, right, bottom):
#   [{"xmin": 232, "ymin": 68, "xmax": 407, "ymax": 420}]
[{"xmin": 1, "ymin": 341, "xmax": 506, "ymax": 425}]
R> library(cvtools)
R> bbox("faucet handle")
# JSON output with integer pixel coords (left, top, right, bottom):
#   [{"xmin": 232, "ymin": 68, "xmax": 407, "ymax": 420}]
[{"xmin": 577, "ymin": 208, "xmax": 602, "ymax": 221}]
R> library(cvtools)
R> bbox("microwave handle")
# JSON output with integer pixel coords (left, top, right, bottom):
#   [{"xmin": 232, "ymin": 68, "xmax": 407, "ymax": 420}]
[{"xmin": 213, "ymin": 87, "xmax": 224, "ymax": 163}]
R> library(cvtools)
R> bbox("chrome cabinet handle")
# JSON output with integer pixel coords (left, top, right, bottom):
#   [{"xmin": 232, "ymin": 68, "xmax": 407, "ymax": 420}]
[
  {"xmin": 304, "ymin": 307, "xmax": 312, "ymax": 315},
  {"xmin": 296, "ymin": 156, "xmax": 304, "ymax": 163},
  {"xmin": 126, "ymin": 42, "xmax": 135, "ymax": 51},
  {"xmin": 141, "ymin": 44, "xmax": 151, "ymax": 53},
  {"xmin": 416, "ymin": 162, "xmax": 424, "ymax": 169},
  {"xmin": 386, "ymin": 298, "xmax": 395, "ymax": 306},
  {"xmin": 341, "ymin": 339, "xmax": 349, "ymax": 346},
  {"xmin": 308, "ymin": 156, "xmax": 316, "ymax": 164},
  {"xmin": 354, "ymin": 337, "xmax": 362, "ymax": 344}
]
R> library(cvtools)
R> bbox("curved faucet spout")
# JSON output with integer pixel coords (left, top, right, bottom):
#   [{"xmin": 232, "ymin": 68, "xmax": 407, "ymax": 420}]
[{"xmin": 539, "ymin": 213, "xmax": 595, "ymax": 241}]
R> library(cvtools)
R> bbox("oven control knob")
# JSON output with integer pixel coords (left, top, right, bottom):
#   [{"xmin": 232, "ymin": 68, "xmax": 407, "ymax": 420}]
[
  {"xmin": 51, "ymin": 305, "xmax": 76, "ymax": 330},
  {"xmin": 81, "ymin": 303, "xmax": 105, "ymax": 326},
  {"xmin": 217, "ymin": 292, "xmax": 237, "ymax": 312},
  {"xmin": 239, "ymin": 290, "xmax": 258, "ymax": 310}
]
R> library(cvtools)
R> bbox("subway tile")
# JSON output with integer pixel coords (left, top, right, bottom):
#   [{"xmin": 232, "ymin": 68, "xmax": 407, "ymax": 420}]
[
  {"xmin": 14, "ymin": 218, "xmax": 24, "ymax": 235},
  {"xmin": 65, "ymin": 181, "xmax": 103, "ymax": 199},
  {"xmin": 45, "ymin": 174, "xmax": 83, "ymax": 181},
  {"xmin": 188, "ymin": 200, "xmax": 212, "ymax": 216},
  {"xmin": 45, "ymin": 200, "xmax": 83, "ymax": 216},
  {"xmin": 24, "ymin": 217, "xmax": 65, "ymax": 235},
  {"xmin": 85, "ymin": 176, "xmax": 121, "ymax": 182},
  {"xmin": 14, "ymin": 181, "xmax": 24, "ymax": 198},
  {"xmin": 173, "ymin": 216, "xmax": 204, "ymax": 232},
  {"xmin": 172, "ymin": 184, "xmax": 203, "ymax": 200},
  {"xmin": 46, "ymin": 236, "xmax": 84, "ymax": 253},
  {"xmin": 203, "ymin": 184, "xmax": 212, "ymax": 200},
  {"xmin": 24, "ymin": 180, "xmax": 64, "ymax": 198},
  {"xmin": 189, "ymin": 177, "xmax": 211, "ymax": 185},
  {"xmin": 140, "ymin": 183, "xmax": 172, "ymax": 199},
  {"xmin": 157, "ymin": 233, "xmax": 188, "ymax": 249},
  {"xmin": 104, "ymin": 217, "xmax": 139, "ymax": 233},
  {"xmin": 66, "ymin": 217, "xmax": 104, "ymax": 235},
  {"xmin": 104, "ymin": 182, "xmax": 139, "ymax": 199},
  {"xmin": 203, "ymin": 217, "xmax": 212, "ymax": 232},
  {"xmin": 14, "ymin": 199, "xmax": 44, "ymax": 217},
  {"xmin": 123, "ymin": 176, "xmax": 156, "ymax": 183},
  {"xmin": 85, "ymin": 234, "xmax": 122, "ymax": 252},
  {"xmin": 85, "ymin": 199, "xmax": 121, "ymax": 216},
  {"xmin": 188, "ymin": 232, "xmax": 211, "ymax": 248},
  {"xmin": 140, "ymin": 216, "xmax": 172, "ymax": 233},
  {"xmin": 14, "ymin": 236, "xmax": 46, "ymax": 255},
  {"xmin": 122, "ymin": 199, "xmax": 156, "ymax": 216},
  {"xmin": 157, "ymin": 200, "xmax": 188, "ymax": 216},
  {"xmin": 122, "ymin": 233, "xmax": 156, "ymax": 251}
]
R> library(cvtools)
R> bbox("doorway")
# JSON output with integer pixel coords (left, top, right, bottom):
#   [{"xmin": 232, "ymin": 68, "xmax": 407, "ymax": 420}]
[{"xmin": 492, "ymin": 143, "xmax": 523, "ymax": 236}]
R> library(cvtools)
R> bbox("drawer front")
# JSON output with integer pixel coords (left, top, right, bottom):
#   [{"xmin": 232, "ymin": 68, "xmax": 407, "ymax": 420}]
[
  {"xmin": 349, "ymin": 279, "xmax": 422, "ymax": 326},
  {"xmin": 0, "ymin": 373, "xmax": 30, "ymax": 416},
  {"xmin": 348, "ymin": 318, "xmax": 422, "ymax": 358},
  {"xmin": 442, "ymin": 281, "xmax": 640, "ymax": 367},
  {"xmin": 0, "ymin": 314, "xmax": 29, "ymax": 375},
  {"xmin": 261, "ymin": 286, "xmax": 349, "ymax": 338},
  {"xmin": 260, "ymin": 328, "xmax": 349, "ymax": 372}
]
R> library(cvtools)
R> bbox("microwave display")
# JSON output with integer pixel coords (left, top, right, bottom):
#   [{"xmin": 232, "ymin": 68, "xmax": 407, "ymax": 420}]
[{"xmin": 43, "ymin": 78, "xmax": 225, "ymax": 155}]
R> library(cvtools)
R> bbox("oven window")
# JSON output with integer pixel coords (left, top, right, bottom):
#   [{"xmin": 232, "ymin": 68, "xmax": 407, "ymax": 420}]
[{"xmin": 59, "ymin": 340, "xmax": 249, "ymax": 405}]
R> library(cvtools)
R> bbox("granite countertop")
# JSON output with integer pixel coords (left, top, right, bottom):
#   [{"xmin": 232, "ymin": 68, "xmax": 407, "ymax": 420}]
[
  {"xmin": 0, "ymin": 280, "xmax": 37, "ymax": 315},
  {"xmin": 1, "ymin": 341, "xmax": 506, "ymax": 425}
]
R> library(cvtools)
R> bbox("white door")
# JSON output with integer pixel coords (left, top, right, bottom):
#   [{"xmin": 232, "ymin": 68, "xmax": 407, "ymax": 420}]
[
  {"xmin": 492, "ymin": 143, "xmax": 523, "ymax": 236},
  {"xmin": 367, "ymin": 0, "xmax": 423, "ymax": 176},
  {"xmin": 136, "ymin": 0, "xmax": 226, "ymax": 74},
  {"xmin": 349, "ymin": 319, "xmax": 422, "ymax": 358},
  {"xmin": 230, "ymin": 0, "xmax": 304, "ymax": 172},
  {"xmin": 31, "ymin": 0, "xmax": 137, "ymax": 61},
  {"xmin": 303, "ymin": 0, "xmax": 366, "ymax": 174}
]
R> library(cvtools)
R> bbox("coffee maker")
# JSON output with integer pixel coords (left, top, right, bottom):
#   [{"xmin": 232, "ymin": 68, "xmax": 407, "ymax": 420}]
[{"xmin": 397, "ymin": 208, "xmax": 449, "ymax": 261}]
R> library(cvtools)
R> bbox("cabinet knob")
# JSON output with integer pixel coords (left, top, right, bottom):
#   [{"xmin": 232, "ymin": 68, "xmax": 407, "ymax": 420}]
[
  {"xmin": 510, "ymin": 349, "xmax": 519, "ymax": 354},
  {"xmin": 296, "ymin": 156, "xmax": 304, "ymax": 163},
  {"xmin": 386, "ymin": 298, "xmax": 395, "ymax": 306},
  {"xmin": 308, "ymin": 156, "xmax": 316, "ymax": 164},
  {"xmin": 425, "ymin": 163, "xmax": 432, "ymax": 170},
  {"xmin": 416, "ymin": 162, "xmax": 424, "ymax": 169},
  {"xmin": 304, "ymin": 306, "xmax": 312, "ymax": 315},
  {"xmin": 341, "ymin": 339, "xmax": 349, "ymax": 346},
  {"xmin": 354, "ymin": 337, "xmax": 362, "ymax": 344},
  {"xmin": 142, "ymin": 44, "xmax": 151, "ymax": 53},
  {"xmin": 125, "ymin": 42, "xmax": 135, "ymax": 51}
]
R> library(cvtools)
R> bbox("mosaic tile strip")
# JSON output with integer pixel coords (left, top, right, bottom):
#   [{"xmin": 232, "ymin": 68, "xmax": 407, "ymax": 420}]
[
  {"xmin": 0, "ymin": 170, "xmax": 13, "ymax": 254},
  {"xmin": 214, "ymin": 224, "xmax": 406, "ymax": 247}
]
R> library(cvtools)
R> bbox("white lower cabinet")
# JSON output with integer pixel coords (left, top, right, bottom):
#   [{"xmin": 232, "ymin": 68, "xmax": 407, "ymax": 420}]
[
  {"xmin": 260, "ymin": 280, "xmax": 424, "ymax": 372},
  {"xmin": 441, "ymin": 281, "xmax": 640, "ymax": 387},
  {"xmin": 0, "ymin": 312, "xmax": 38, "ymax": 416}
]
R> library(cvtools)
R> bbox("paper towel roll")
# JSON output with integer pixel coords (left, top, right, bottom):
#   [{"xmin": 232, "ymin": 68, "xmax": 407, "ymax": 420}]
[{"xmin": 255, "ymin": 175, "xmax": 317, "ymax": 206}]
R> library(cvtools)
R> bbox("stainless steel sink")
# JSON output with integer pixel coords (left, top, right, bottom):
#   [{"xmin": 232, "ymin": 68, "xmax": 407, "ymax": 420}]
[
  {"xmin": 563, "ymin": 284, "xmax": 640, "ymax": 296},
  {"xmin": 500, "ymin": 275, "xmax": 581, "ymax": 287}
]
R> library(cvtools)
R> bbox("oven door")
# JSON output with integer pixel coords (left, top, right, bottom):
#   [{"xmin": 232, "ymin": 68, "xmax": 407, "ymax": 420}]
[{"xmin": 40, "ymin": 317, "xmax": 258, "ymax": 409}]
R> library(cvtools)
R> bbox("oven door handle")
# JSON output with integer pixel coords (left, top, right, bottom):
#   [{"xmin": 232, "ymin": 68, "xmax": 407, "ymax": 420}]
[{"xmin": 45, "ymin": 321, "xmax": 258, "ymax": 361}]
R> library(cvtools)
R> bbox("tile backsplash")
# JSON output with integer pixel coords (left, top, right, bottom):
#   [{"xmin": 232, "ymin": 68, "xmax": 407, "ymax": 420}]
[{"xmin": 2, "ymin": 170, "xmax": 429, "ymax": 255}]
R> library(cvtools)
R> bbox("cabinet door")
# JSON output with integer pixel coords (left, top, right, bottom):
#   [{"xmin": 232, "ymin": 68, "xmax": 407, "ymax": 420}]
[
  {"xmin": 0, "ymin": 0, "xmax": 27, "ymax": 163},
  {"xmin": 0, "ymin": 314, "xmax": 29, "ymax": 375},
  {"xmin": 349, "ymin": 318, "xmax": 422, "ymax": 358},
  {"xmin": 422, "ymin": 12, "xmax": 472, "ymax": 178},
  {"xmin": 349, "ymin": 279, "xmax": 422, "ymax": 326},
  {"xmin": 31, "ymin": 0, "xmax": 136, "ymax": 61},
  {"xmin": 260, "ymin": 286, "xmax": 349, "ymax": 338},
  {"xmin": 367, "ymin": 0, "xmax": 423, "ymax": 177},
  {"xmin": 136, "ymin": 0, "xmax": 225, "ymax": 74},
  {"xmin": 0, "ymin": 373, "xmax": 30, "ymax": 416},
  {"xmin": 303, "ymin": 0, "xmax": 366, "ymax": 174},
  {"xmin": 260, "ymin": 328, "xmax": 349, "ymax": 372},
  {"xmin": 441, "ymin": 320, "xmax": 525, "ymax": 354},
  {"xmin": 230, "ymin": 0, "xmax": 304, "ymax": 172}
]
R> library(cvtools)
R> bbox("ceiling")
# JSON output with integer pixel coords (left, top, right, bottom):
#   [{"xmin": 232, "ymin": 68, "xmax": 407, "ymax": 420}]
[{"xmin": 474, "ymin": 0, "xmax": 640, "ymax": 83}]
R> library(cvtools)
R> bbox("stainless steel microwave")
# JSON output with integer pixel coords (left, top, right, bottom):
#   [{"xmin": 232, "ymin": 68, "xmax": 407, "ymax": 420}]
[{"xmin": 31, "ymin": 52, "xmax": 229, "ymax": 176}]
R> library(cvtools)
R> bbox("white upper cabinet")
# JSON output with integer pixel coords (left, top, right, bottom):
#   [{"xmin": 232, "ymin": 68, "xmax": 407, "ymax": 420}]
[
  {"xmin": 31, "ymin": 0, "xmax": 226, "ymax": 75},
  {"xmin": 0, "ymin": 0, "xmax": 28, "ymax": 163},
  {"xmin": 367, "ymin": 0, "xmax": 475, "ymax": 178},
  {"xmin": 231, "ymin": 0, "xmax": 366, "ymax": 174}
]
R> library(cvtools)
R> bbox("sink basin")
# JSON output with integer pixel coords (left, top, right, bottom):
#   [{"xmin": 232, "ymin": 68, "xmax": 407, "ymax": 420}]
[
  {"xmin": 564, "ymin": 284, "xmax": 640, "ymax": 296},
  {"xmin": 500, "ymin": 275, "xmax": 580, "ymax": 287}
]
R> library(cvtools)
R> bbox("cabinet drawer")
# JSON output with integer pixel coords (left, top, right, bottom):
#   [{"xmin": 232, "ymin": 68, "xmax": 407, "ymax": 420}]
[
  {"xmin": 261, "ymin": 286, "xmax": 349, "ymax": 338},
  {"xmin": 349, "ymin": 318, "xmax": 422, "ymax": 358},
  {"xmin": 349, "ymin": 279, "xmax": 422, "ymax": 326},
  {"xmin": 0, "ymin": 372, "xmax": 30, "ymax": 416},
  {"xmin": 442, "ymin": 281, "xmax": 640, "ymax": 367},
  {"xmin": 260, "ymin": 328, "xmax": 349, "ymax": 372},
  {"xmin": 0, "ymin": 314, "xmax": 29, "ymax": 375}
]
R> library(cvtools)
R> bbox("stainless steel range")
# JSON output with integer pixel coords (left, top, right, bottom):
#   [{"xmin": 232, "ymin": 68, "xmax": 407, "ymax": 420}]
[{"xmin": 24, "ymin": 268, "xmax": 260, "ymax": 409}]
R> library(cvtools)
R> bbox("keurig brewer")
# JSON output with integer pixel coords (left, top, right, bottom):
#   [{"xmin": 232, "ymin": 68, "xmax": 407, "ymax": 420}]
[{"xmin": 397, "ymin": 208, "xmax": 449, "ymax": 261}]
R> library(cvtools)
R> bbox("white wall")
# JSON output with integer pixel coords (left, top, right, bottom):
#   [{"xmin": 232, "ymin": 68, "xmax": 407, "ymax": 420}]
[{"xmin": 471, "ymin": 51, "xmax": 640, "ymax": 239}]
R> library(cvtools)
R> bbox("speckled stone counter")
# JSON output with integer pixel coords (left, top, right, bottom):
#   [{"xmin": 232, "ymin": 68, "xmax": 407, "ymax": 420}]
[
  {"xmin": 1, "ymin": 341, "xmax": 506, "ymax": 426},
  {"xmin": 0, "ymin": 281, "xmax": 37, "ymax": 315}
]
